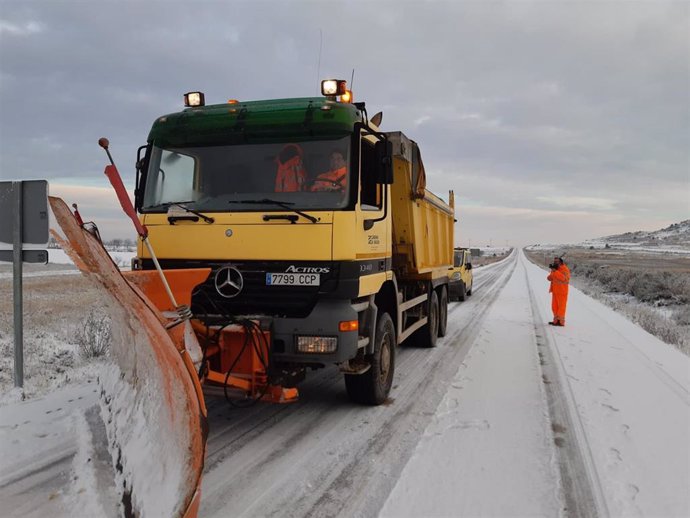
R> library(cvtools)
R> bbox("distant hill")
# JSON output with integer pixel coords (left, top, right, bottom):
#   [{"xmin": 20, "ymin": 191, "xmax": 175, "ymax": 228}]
[{"xmin": 583, "ymin": 220, "xmax": 690, "ymax": 251}]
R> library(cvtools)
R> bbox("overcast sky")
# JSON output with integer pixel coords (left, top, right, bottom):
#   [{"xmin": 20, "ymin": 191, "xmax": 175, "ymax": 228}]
[{"xmin": 1, "ymin": 0, "xmax": 688, "ymax": 246}]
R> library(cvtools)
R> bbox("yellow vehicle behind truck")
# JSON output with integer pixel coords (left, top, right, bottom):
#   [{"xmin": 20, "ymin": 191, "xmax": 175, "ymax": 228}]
[
  {"xmin": 128, "ymin": 80, "xmax": 455, "ymax": 405},
  {"xmin": 448, "ymin": 248, "xmax": 474, "ymax": 301}
]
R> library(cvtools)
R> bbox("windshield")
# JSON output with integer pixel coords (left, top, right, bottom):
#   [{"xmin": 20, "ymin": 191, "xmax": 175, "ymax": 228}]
[{"xmin": 142, "ymin": 136, "xmax": 351, "ymax": 212}]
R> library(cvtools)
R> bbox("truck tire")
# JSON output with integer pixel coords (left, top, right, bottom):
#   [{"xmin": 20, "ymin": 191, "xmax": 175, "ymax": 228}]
[
  {"xmin": 344, "ymin": 313, "xmax": 396, "ymax": 405},
  {"xmin": 467, "ymin": 281, "xmax": 473, "ymax": 296},
  {"xmin": 438, "ymin": 286, "xmax": 448, "ymax": 337},
  {"xmin": 458, "ymin": 282, "xmax": 467, "ymax": 301}
]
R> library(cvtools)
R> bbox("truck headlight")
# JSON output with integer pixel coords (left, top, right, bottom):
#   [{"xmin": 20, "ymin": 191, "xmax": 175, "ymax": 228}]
[{"xmin": 296, "ymin": 336, "xmax": 337, "ymax": 353}]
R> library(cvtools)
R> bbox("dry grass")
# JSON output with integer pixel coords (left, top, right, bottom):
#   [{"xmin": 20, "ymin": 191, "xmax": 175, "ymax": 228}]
[
  {"xmin": 0, "ymin": 275, "xmax": 106, "ymax": 337},
  {"xmin": 0, "ymin": 274, "xmax": 109, "ymax": 397}
]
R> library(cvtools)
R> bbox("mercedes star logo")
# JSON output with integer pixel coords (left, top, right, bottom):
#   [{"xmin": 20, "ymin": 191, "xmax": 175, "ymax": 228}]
[{"xmin": 214, "ymin": 265, "xmax": 244, "ymax": 298}]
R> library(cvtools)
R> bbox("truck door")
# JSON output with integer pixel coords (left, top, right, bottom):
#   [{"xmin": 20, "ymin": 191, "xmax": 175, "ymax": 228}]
[{"xmin": 355, "ymin": 134, "xmax": 390, "ymax": 282}]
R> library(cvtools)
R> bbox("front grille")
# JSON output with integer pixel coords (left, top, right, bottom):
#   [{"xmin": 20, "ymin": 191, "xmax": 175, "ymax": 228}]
[{"xmin": 148, "ymin": 259, "xmax": 337, "ymax": 318}]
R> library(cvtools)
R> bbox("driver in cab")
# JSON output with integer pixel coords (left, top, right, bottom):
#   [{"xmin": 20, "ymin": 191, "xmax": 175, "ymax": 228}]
[{"xmin": 310, "ymin": 150, "xmax": 348, "ymax": 192}]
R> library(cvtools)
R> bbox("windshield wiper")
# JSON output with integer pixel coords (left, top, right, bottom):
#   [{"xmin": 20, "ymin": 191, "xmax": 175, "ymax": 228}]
[
  {"xmin": 147, "ymin": 201, "xmax": 214, "ymax": 224},
  {"xmin": 229, "ymin": 198, "xmax": 319, "ymax": 224}
]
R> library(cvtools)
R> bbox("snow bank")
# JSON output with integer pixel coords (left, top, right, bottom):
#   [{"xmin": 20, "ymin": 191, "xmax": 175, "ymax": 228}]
[
  {"xmin": 99, "ymin": 363, "xmax": 187, "ymax": 518},
  {"xmin": 65, "ymin": 410, "xmax": 111, "ymax": 517}
]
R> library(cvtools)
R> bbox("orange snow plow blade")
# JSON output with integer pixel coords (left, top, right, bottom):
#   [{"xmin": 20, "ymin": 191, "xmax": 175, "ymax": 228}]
[{"xmin": 49, "ymin": 197, "xmax": 207, "ymax": 518}]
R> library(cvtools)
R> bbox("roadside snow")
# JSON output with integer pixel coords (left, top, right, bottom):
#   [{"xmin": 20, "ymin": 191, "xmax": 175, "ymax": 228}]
[
  {"xmin": 0, "ymin": 383, "xmax": 99, "ymax": 484},
  {"xmin": 0, "ymin": 383, "xmax": 101, "ymax": 517},
  {"xmin": 381, "ymin": 251, "xmax": 690, "ymax": 517},
  {"xmin": 0, "ymin": 333, "xmax": 107, "ymax": 403},
  {"xmin": 64, "ymin": 410, "xmax": 111, "ymax": 517},
  {"xmin": 99, "ymin": 360, "xmax": 191, "ymax": 518},
  {"xmin": 525, "ymin": 255, "xmax": 690, "ymax": 517}
]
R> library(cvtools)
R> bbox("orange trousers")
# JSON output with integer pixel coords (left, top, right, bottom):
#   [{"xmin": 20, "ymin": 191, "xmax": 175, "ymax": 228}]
[{"xmin": 551, "ymin": 293, "xmax": 568, "ymax": 325}]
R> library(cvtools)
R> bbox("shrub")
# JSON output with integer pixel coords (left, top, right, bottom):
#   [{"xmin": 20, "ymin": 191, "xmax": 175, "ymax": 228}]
[
  {"xmin": 628, "ymin": 306, "xmax": 685, "ymax": 349},
  {"xmin": 674, "ymin": 305, "xmax": 690, "ymax": 327},
  {"xmin": 76, "ymin": 310, "xmax": 111, "ymax": 359}
]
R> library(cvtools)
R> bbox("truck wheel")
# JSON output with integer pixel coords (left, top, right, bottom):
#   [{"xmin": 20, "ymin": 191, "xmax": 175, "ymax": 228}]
[
  {"xmin": 344, "ymin": 313, "xmax": 396, "ymax": 405},
  {"xmin": 467, "ymin": 281, "xmax": 473, "ymax": 296},
  {"xmin": 438, "ymin": 286, "xmax": 448, "ymax": 337},
  {"xmin": 459, "ymin": 282, "xmax": 467, "ymax": 301}
]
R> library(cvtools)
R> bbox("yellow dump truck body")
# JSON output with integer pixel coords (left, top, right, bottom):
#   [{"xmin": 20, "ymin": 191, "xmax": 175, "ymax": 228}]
[{"xmin": 388, "ymin": 131, "xmax": 454, "ymax": 280}]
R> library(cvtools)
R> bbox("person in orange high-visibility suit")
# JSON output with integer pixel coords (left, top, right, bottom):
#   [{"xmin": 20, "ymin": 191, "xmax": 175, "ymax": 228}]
[
  {"xmin": 547, "ymin": 256, "xmax": 570, "ymax": 326},
  {"xmin": 275, "ymin": 144, "xmax": 307, "ymax": 192},
  {"xmin": 310, "ymin": 150, "xmax": 348, "ymax": 192}
]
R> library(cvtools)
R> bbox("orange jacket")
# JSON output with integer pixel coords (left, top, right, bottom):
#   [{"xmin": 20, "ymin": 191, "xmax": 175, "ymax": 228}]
[
  {"xmin": 310, "ymin": 166, "xmax": 347, "ymax": 192},
  {"xmin": 547, "ymin": 264, "xmax": 570, "ymax": 296},
  {"xmin": 275, "ymin": 149, "xmax": 307, "ymax": 192}
]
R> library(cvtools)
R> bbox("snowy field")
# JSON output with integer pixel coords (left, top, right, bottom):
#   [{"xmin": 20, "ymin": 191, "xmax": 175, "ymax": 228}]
[
  {"xmin": 0, "ymin": 248, "xmax": 136, "ymax": 278},
  {"xmin": 1, "ymin": 250, "xmax": 688, "ymax": 517},
  {"xmin": 0, "ymin": 247, "xmax": 136, "ymax": 402}
]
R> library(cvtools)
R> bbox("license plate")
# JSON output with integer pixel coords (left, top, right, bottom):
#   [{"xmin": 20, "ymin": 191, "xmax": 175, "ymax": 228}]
[{"xmin": 266, "ymin": 273, "xmax": 320, "ymax": 286}]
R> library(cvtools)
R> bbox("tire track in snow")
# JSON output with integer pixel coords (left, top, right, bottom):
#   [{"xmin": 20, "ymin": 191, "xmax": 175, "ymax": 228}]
[
  {"xmin": 523, "ymin": 251, "xmax": 610, "ymax": 518},
  {"xmin": 304, "ymin": 256, "xmax": 518, "ymax": 518}
]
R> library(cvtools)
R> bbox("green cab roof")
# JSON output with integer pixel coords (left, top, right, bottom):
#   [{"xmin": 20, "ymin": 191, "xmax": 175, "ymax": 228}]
[{"xmin": 148, "ymin": 97, "xmax": 363, "ymax": 147}]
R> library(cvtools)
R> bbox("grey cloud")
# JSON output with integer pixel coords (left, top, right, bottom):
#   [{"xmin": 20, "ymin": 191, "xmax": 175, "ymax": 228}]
[{"xmin": 0, "ymin": 0, "xmax": 687, "ymax": 243}]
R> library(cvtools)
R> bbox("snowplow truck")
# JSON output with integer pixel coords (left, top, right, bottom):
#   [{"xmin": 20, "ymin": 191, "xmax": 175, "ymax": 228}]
[{"xmin": 129, "ymin": 82, "xmax": 454, "ymax": 405}]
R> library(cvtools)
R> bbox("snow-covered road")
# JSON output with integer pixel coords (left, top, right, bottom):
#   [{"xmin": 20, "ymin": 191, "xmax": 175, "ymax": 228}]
[
  {"xmin": 381, "ymin": 250, "xmax": 690, "ymax": 518},
  {"xmin": 1, "ymin": 249, "xmax": 688, "ymax": 517}
]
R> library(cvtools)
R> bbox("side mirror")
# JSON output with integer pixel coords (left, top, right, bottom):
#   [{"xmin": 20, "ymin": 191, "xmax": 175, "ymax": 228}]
[
  {"xmin": 466, "ymin": 263, "xmax": 472, "ymax": 270},
  {"xmin": 134, "ymin": 144, "xmax": 150, "ymax": 210},
  {"xmin": 375, "ymin": 139, "xmax": 394, "ymax": 184}
]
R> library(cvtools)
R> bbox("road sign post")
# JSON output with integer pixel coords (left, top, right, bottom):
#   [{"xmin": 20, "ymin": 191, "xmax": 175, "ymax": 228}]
[
  {"xmin": 0, "ymin": 180, "xmax": 49, "ymax": 389},
  {"xmin": 13, "ymin": 183, "xmax": 24, "ymax": 387}
]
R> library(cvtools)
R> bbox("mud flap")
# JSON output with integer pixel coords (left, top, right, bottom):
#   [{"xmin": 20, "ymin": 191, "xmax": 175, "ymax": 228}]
[{"xmin": 49, "ymin": 197, "xmax": 207, "ymax": 518}]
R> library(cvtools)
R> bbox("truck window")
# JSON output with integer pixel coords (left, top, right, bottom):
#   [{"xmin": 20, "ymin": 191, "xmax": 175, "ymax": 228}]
[
  {"xmin": 360, "ymin": 138, "xmax": 382, "ymax": 210},
  {"xmin": 143, "ymin": 149, "xmax": 198, "ymax": 207},
  {"xmin": 141, "ymin": 136, "xmax": 352, "ymax": 212},
  {"xmin": 454, "ymin": 250, "xmax": 464, "ymax": 267}
]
